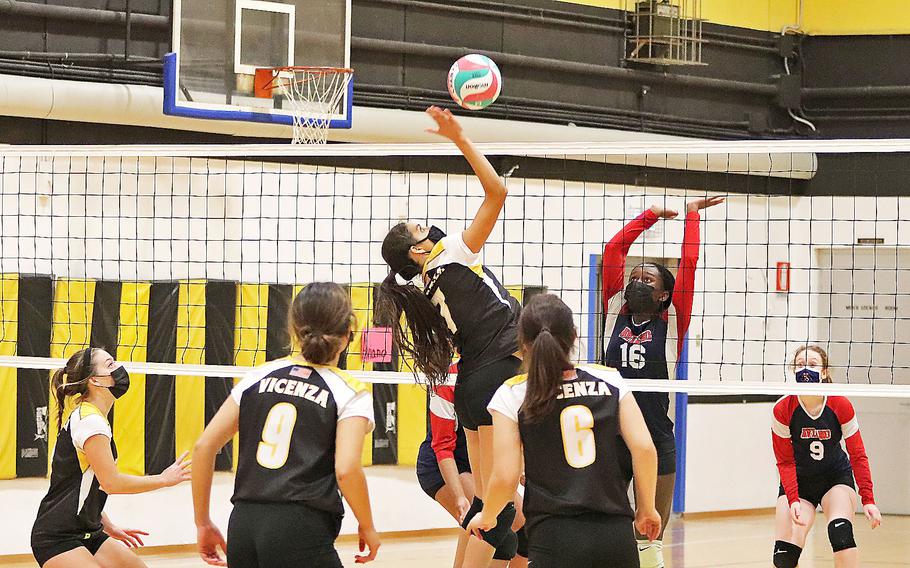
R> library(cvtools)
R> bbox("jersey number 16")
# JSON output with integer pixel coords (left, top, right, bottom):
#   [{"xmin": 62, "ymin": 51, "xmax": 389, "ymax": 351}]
[{"xmin": 620, "ymin": 343, "xmax": 646, "ymax": 370}]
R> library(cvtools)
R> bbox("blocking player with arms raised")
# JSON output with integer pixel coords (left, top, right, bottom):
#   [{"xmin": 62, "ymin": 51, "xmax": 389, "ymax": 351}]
[
  {"xmin": 31, "ymin": 348, "xmax": 191, "ymax": 568},
  {"xmin": 192, "ymin": 283, "xmax": 379, "ymax": 567},
  {"xmin": 468, "ymin": 293, "xmax": 661, "ymax": 568},
  {"xmin": 770, "ymin": 344, "xmax": 882, "ymax": 568},
  {"xmin": 600, "ymin": 196, "xmax": 722, "ymax": 568}
]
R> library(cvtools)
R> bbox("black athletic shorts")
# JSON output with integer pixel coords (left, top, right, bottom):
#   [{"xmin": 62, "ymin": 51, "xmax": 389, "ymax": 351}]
[
  {"xmin": 617, "ymin": 433, "xmax": 676, "ymax": 478},
  {"xmin": 228, "ymin": 501, "xmax": 343, "ymax": 568},
  {"xmin": 416, "ymin": 439, "xmax": 472, "ymax": 499},
  {"xmin": 778, "ymin": 470, "xmax": 856, "ymax": 508},
  {"xmin": 455, "ymin": 356, "xmax": 521, "ymax": 430},
  {"xmin": 31, "ymin": 528, "xmax": 109, "ymax": 567},
  {"xmin": 526, "ymin": 513, "xmax": 637, "ymax": 568}
]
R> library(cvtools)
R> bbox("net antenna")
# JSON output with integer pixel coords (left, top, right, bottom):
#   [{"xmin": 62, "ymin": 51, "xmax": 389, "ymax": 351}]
[{"xmin": 254, "ymin": 66, "xmax": 354, "ymax": 144}]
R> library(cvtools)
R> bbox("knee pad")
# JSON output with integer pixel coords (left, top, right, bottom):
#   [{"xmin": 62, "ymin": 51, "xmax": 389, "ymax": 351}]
[
  {"xmin": 492, "ymin": 530, "xmax": 517, "ymax": 561},
  {"xmin": 827, "ymin": 519, "xmax": 856, "ymax": 553},
  {"xmin": 772, "ymin": 540, "xmax": 802, "ymax": 568},
  {"xmin": 515, "ymin": 527, "xmax": 528, "ymax": 558},
  {"xmin": 478, "ymin": 502, "xmax": 517, "ymax": 549},
  {"xmin": 637, "ymin": 539, "xmax": 664, "ymax": 568},
  {"xmin": 460, "ymin": 497, "xmax": 484, "ymax": 530}
]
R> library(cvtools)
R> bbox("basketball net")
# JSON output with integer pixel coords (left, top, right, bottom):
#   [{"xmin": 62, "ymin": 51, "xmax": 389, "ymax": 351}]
[{"xmin": 256, "ymin": 67, "xmax": 353, "ymax": 144}]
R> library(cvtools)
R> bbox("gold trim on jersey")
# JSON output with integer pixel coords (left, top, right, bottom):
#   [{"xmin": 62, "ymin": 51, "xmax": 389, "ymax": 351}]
[
  {"xmin": 284, "ymin": 356, "xmax": 369, "ymax": 393},
  {"xmin": 505, "ymin": 374, "xmax": 528, "ymax": 387},
  {"xmin": 423, "ymin": 241, "xmax": 447, "ymax": 274}
]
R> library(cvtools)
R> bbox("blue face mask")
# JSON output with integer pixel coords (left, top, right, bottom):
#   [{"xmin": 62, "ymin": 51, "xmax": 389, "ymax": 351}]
[{"xmin": 794, "ymin": 367, "xmax": 821, "ymax": 383}]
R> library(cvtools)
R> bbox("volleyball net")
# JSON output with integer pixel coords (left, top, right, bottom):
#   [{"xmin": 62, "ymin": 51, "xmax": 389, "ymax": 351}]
[{"xmin": 0, "ymin": 141, "xmax": 908, "ymax": 401}]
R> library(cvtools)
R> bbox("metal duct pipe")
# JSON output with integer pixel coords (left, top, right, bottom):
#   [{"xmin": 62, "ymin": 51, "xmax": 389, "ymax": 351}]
[
  {"xmin": 352, "ymin": 37, "xmax": 778, "ymax": 97},
  {"xmin": 361, "ymin": 0, "xmax": 777, "ymax": 52},
  {"xmin": 0, "ymin": 51, "xmax": 159, "ymax": 64},
  {"xmin": 0, "ymin": 0, "xmax": 168, "ymax": 29},
  {"xmin": 0, "ymin": 59, "xmax": 161, "ymax": 85},
  {"xmin": 355, "ymin": 83, "xmax": 753, "ymax": 131},
  {"xmin": 803, "ymin": 85, "xmax": 910, "ymax": 99}
]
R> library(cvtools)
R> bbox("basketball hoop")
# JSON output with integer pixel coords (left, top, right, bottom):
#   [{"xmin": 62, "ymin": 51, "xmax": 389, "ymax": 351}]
[{"xmin": 254, "ymin": 66, "xmax": 354, "ymax": 144}]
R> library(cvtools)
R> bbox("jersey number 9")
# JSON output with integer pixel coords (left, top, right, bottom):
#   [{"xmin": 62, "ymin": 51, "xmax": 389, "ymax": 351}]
[
  {"xmin": 257, "ymin": 402, "xmax": 298, "ymax": 469},
  {"xmin": 560, "ymin": 405, "xmax": 596, "ymax": 469},
  {"xmin": 809, "ymin": 440, "xmax": 824, "ymax": 461}
]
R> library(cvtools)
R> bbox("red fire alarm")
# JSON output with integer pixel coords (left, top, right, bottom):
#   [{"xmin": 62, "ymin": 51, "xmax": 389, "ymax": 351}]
[{"xmin": 776, "ymin": 262, "xmax": 791, "ymax": 292}]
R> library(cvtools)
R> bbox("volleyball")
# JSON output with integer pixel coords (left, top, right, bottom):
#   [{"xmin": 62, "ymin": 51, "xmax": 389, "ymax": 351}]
[{"xmin": 447, "ymin": 54, "xmax": 502, "ymax": 110}]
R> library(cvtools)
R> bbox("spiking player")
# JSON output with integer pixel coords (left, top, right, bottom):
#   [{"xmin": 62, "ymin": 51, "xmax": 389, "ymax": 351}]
[
  {"xmin": 378, "ymin": 106, "xmax": 522, "ymax": 567},
  {"xmin": 600, "ymin": 196, "xmax": 722, "ymax": 568},
  {"xmin": 770, "ymin": 344, "xmax": 882, "ymax": 568},
  {"xmin": 192, "ymin": 283, "xmax": 379, "ymax": 567}
]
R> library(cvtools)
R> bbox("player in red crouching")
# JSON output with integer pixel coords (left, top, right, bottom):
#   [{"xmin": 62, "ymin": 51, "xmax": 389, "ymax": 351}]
[{"xmin": 770, "ymin": 344, "xmax": 882, "ymax": 568}]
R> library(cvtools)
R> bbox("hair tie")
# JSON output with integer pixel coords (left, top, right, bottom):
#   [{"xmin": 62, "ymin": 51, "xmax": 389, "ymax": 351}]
[{"xmin": 540, "ymin": 327, "xmax": 551, "ymax": 334}]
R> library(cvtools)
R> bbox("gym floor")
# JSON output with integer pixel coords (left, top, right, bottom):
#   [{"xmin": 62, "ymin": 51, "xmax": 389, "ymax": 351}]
[{"xmin": 1, "ymin": 513, "xmax": 906, "ymax": 567}]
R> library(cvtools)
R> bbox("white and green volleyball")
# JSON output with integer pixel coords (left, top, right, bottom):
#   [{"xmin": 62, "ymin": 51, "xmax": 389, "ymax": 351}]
[{"xmin": 447, "ymin": 54, "xmax": 502, "ymax": 110}]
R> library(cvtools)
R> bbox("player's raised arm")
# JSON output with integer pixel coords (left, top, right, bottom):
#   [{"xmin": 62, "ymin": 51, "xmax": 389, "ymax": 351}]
[{"xmin": 425, "ymin": 106, "xmax": 507, "ymax": 254}]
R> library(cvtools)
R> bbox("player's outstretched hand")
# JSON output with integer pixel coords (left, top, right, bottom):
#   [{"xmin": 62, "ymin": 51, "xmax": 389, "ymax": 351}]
[
  {"xmin": 104, "ymin": 525, "xmax": 148, "ymax": 548},
  {"xmin": 160, "ymin": 450, "xmax": 192, "ymax": 486},
  {"xmin": 466, "ymin": 511, "xmax": 497, "ymax": 539},
  {"xmin": 648, "ymin": 204, "xmax": 679, "ymax": 219},
  {"xmin": 634, "ymin": 506, "xmax": 662, "ymax": 542},
  {"xmin": 196, "ymin": 522, "xmax": 227, "ymax": 566},
  {"xmin": 789, "ymin": 501, "xmax": 807, "ymax": 526},
  {"xmin": 425, "ymin": 106, "xmax": 465, "ymax": 142},
  {"xmin": 686, "ymin": 196, "xmax": 725, "ymax": 213},
  {"xmin": 864, "ymin": 504, "xmax": 883, "ymax": 529},
  {"xmin": 355, "ymin": 524, "xmax": 380, "ymax": 564}
]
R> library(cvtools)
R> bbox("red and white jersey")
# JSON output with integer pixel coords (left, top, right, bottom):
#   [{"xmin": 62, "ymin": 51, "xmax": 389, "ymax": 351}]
[
  {"xmin": 771, "ymin": 395, "xmax": 875, "ymax": 506},
  {"xmin": 601, "ymin": 209, "xmax": 702, "ymax": 373},
  {"xmin": 428, "ymin": 385, "xmax": 459, "ymax": 462}
]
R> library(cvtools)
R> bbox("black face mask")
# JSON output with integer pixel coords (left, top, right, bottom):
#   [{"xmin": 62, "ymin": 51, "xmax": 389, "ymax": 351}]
[
  {"xmin": 102, "ymin": 366, "xmax": 131, "ymax": 399},
  {"xmin": 417, "ymin": 225, "xmax": 446, "ymax": 246},
  {"xmin": 624, "ymin": 280, "xmax": 660, "ymax": 315}
]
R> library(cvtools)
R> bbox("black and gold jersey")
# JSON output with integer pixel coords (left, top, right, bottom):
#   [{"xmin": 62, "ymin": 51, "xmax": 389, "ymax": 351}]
[
  {"xmin": 488, "ymin": 365, "xmax": 634, "ymax": 528},
  {"xmin": 422, "ymin": 232, "xmax": 520, "ymax": 375},
  {"xmin": 231, "ymin": 357, "xmax": 374, "ymax": 516},
  {"xmin": 32, "ymin": 402, "xmax": 116, "ymax": 540}
]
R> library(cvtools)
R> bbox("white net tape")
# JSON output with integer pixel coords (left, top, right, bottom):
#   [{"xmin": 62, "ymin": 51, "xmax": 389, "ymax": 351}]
[
  {"xmin": 273, "ymin": 68, "xmax": 353, "ymax": 144},
  {"xmin": 2, "ymin": 356, "xmax": 909, "ymax": 397}
]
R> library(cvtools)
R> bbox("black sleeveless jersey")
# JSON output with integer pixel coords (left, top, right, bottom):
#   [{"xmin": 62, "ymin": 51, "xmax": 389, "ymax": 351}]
[
  {"xmin": 230, "ymin": 358, "xmax": 374, "ymax": 517},
  {"xmin": 423, "ymin": 233, "xmax": 520, "ymax": 376},
  {"xmin": 603, "ymin": 314, "xmax": 673, "ymax": 442},
  {"xmin": 488, "ymin": 365, "xmax": 634, "ymax": 529},
  {"xmin": 33, "ymin": 402, "xmax": 116, "ymax": 540}
]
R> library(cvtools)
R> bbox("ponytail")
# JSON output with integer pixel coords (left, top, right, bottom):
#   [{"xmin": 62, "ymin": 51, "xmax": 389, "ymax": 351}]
[
  {"xmin": 376, "ymin": 272, "xmax": 454, "ymax": 389},
  {"xmin": 51, "ymin": 348, "xmax": 94, "ymax": 432},
  {"xmin": 522, "ymin": 330, "xmax": 573, "ymax": 422},
  {"xmin": 516, "ymin": 294, "xmax": 576, "ymax": 423}
]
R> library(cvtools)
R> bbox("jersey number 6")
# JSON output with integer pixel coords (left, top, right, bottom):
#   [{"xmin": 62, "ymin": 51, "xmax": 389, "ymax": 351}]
[
  {"xmin": 560, "ymin": 405, "xmax": 596, "ymax": 469},
  {"xmin": 257, "ymin": 402, "xmax": 298, "ymax": 469}
]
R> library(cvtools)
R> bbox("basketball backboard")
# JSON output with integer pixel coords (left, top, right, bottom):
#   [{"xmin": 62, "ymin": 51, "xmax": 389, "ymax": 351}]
[{"xmin": 164, "ymin": 0, "xmax": 352, "ymax": 128}]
